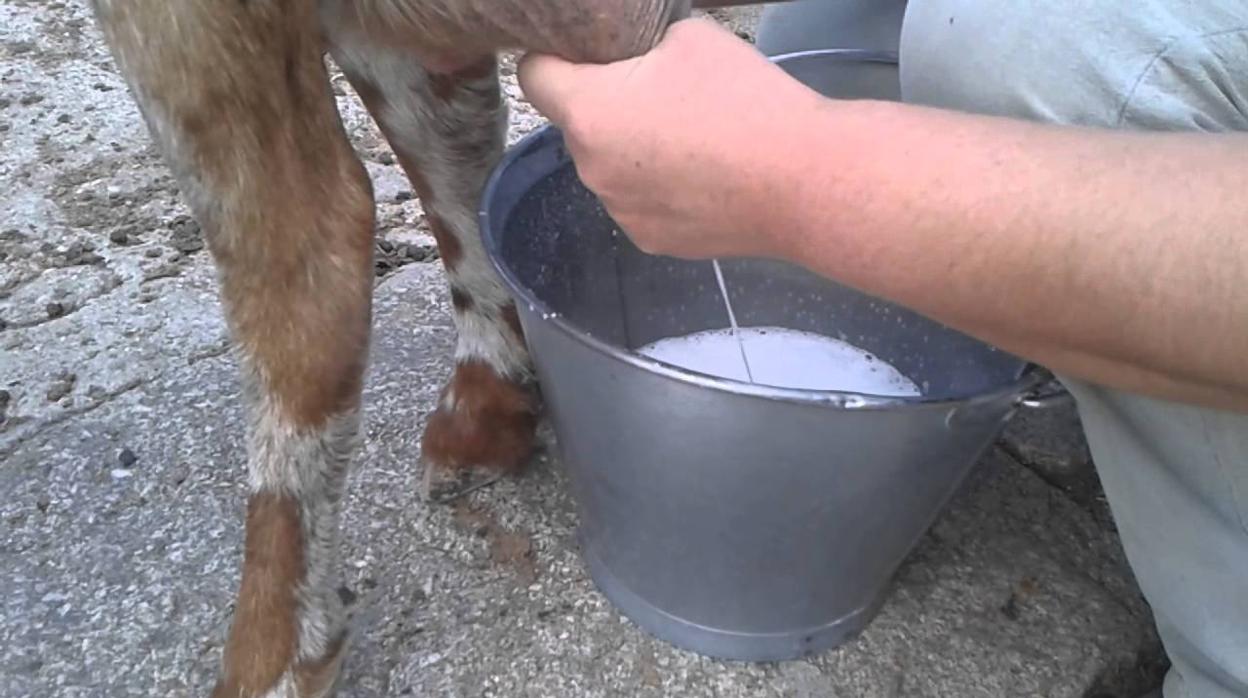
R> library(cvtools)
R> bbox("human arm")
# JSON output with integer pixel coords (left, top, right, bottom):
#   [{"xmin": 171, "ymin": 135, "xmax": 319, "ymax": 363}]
[
  {"xmin": 792, "ymin": 98, "xmax": 1248, "ymax": 411},
  {"xmin": 518, "ymin": 19, "xmax": 1248, "ymax": 411}
]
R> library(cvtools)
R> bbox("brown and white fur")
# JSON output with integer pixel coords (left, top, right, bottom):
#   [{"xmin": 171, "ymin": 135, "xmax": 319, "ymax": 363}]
[{"xmin": 85, "ymin": 0, "xmax": 710, "ymax": 695}]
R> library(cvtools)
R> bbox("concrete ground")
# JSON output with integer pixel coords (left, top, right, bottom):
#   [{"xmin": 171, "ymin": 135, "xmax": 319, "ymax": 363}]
[{"xmin": 2, "ymin": 3, "xmax": 1166, "ymax": 697}]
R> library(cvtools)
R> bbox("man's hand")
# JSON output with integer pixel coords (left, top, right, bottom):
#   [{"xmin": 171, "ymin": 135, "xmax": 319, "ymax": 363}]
[{"xmin": 518, "ymin": 18, "xmax": 819, "ymax": 260}]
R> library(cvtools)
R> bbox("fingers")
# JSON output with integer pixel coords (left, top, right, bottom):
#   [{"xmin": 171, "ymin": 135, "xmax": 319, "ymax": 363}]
[
  {"xmin": 517, "ymin": 17, "xmax": 735, "ymax": 125},
  {"xmin": 517, "ymin": 52, "xmax": 593, "ymax": 127}
]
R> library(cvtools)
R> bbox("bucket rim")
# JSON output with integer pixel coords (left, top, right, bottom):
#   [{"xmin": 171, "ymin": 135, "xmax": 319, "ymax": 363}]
[
  {"xmin": 479, "ymin": 125, "xmax": 1046, "ymax": 410},
  {"xmin": 479, "ymin": 46, "xmax": 1043, "ymax": 410},
  {"xmin": 764, "ymin": 47, "xmax": 899, "ymax": 68}
]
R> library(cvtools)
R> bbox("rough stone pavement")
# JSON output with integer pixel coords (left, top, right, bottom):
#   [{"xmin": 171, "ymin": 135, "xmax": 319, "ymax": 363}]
[{"xmin": 1, "ymin": 3, "xmax": 1165, "ymax": 697}]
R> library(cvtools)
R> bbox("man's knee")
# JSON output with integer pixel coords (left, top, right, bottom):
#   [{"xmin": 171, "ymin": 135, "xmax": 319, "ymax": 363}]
[{"xmin": 898, "ymin": 0, "xmax": 1248, "ymax": 130}]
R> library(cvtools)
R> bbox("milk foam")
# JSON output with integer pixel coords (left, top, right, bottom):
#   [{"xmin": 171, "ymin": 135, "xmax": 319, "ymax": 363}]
[{"xmin": 637, "ymin": 327, "xmax": 921, "ymax": 396}]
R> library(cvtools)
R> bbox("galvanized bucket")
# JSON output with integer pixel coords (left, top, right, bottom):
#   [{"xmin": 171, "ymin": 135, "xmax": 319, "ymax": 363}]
[{"xmin": 477, "ymin": 49, "xmax": 1048, "ymax": 661}]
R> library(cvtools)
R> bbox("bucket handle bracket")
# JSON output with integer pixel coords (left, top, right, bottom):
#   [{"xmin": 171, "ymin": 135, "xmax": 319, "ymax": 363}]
[{"xmin": 1017, "ymin": 369, "xmax": 1074, "ymax": 410}]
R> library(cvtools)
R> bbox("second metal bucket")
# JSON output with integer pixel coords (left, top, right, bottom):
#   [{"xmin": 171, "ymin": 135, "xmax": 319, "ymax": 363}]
[{"xmin": 478, "ymin": 49, "xmax": 1042, "ymax": 661}]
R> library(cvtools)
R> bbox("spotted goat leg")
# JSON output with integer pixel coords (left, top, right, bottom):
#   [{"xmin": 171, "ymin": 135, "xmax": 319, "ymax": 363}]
[
  {"xmin": 91, "ymin": 1, "xmax": 373, "ymax": 696},
  {"xmin": 320, "ymin": 0, "xmax": 690, "ymax": 501},
  {"xmin": 323, "ymin": 16, "xmax": 534, "ymax": 501}
]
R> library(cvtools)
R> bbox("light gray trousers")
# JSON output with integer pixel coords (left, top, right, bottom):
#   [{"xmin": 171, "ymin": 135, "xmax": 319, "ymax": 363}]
[{"xmin": 754, "ymin": 2, "xmax": 1248, "ymax": 696}]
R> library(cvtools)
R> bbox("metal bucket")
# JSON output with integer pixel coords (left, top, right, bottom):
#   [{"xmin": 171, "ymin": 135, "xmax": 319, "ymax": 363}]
[{"xmin": 478, "ymin": 50, "xmax": 1045, "ymax": 661}]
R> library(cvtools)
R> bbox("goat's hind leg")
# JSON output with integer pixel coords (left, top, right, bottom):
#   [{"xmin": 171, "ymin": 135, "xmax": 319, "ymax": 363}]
[
  {"xmin": 318, "ymin": 0, "xmax": 694, "ymax": 502},
  {"xmin": 324, "ymin": 10, "xmax": 539, "ymax": 502},
  {"xmin": 91, "ymin": 2, "xmax": 374, "ymax": 696}
]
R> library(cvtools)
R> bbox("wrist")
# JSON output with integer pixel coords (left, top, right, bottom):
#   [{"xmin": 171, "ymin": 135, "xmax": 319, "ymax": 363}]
[
  {"xmin": 762, "ymin": 96, "xmax": 861, "ymax": 263},
  {"xmin": 770, "ymin": 97, "xmax": 902, "ymax": 272}
]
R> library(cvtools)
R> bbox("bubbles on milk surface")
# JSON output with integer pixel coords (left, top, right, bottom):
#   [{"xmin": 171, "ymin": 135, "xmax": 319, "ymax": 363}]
[{"xmin": 637, "ymin": 327, "xmax": 922, "ymax": 396}]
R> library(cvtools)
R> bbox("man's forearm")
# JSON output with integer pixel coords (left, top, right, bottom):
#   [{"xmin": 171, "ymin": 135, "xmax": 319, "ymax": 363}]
[{"xmin": 779, "ymin": 100, "xmax": 1248, "ymax": 410}]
